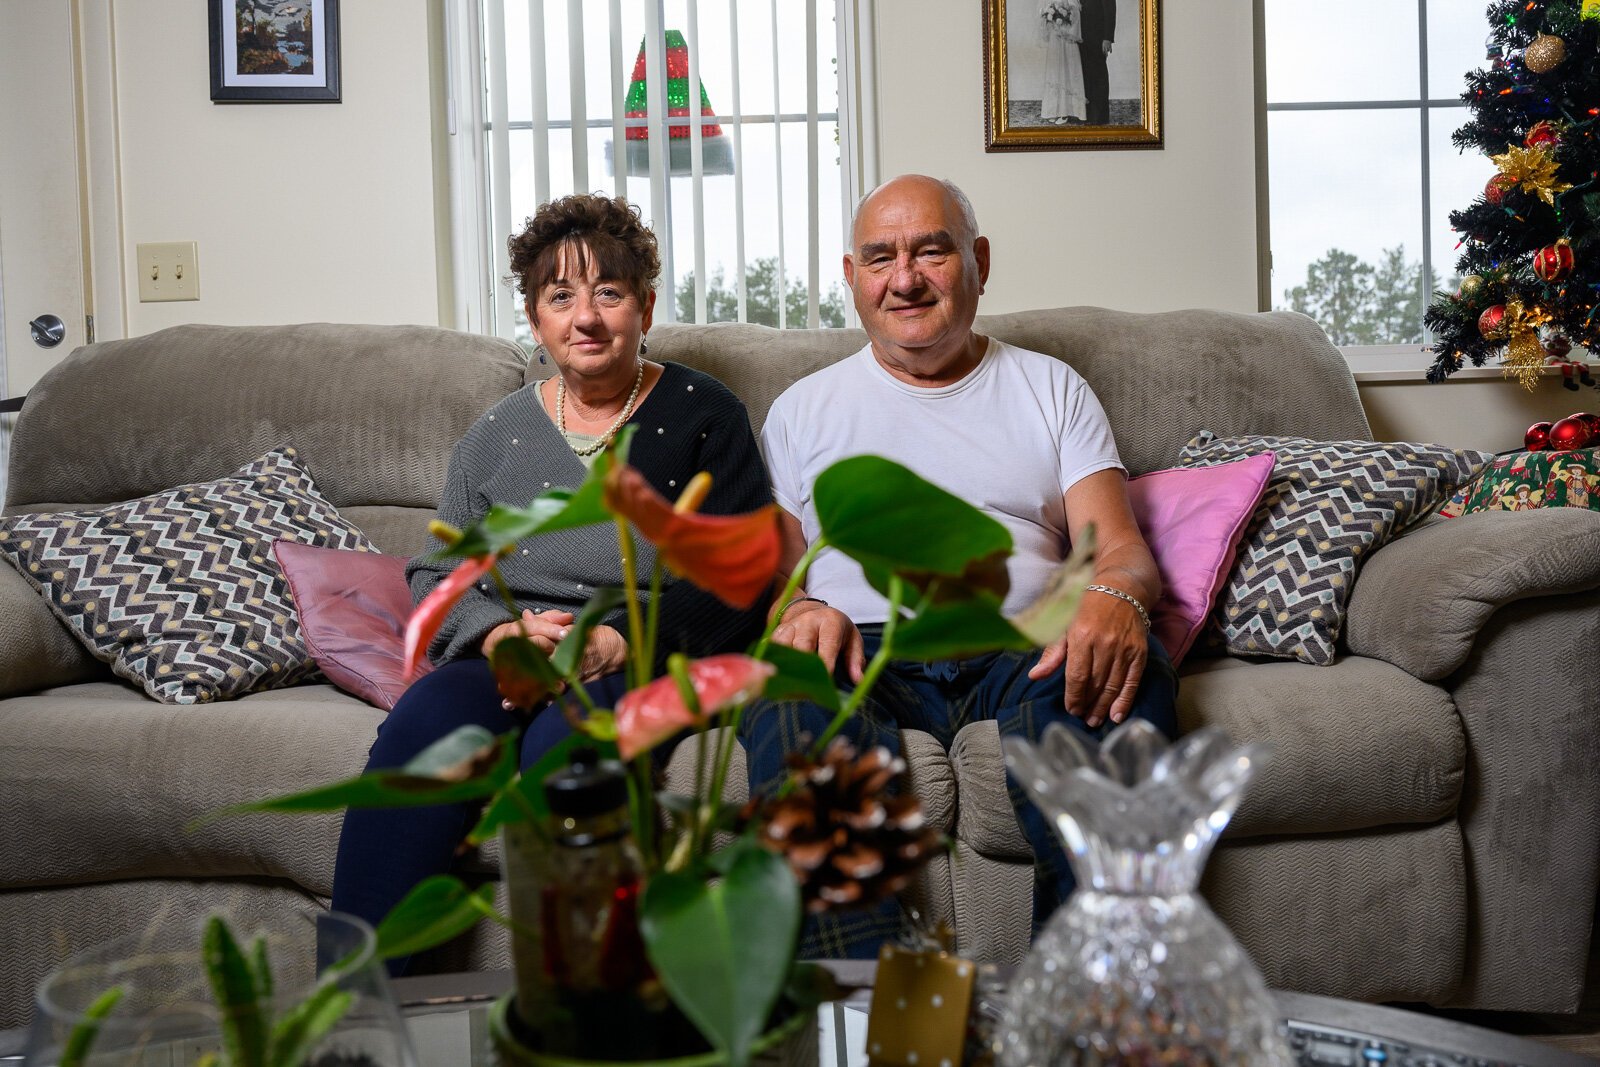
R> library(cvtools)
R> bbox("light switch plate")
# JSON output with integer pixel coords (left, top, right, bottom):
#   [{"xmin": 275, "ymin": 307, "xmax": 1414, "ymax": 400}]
[{"xmin": 136, "ymin": 241, "xmax": 199, "ymax": 302}]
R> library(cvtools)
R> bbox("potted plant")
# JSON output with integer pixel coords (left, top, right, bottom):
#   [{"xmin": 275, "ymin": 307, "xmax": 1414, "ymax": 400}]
[
  {"xmin": 25, "ymin": 910, "xmax": 416, "ymax": 1067},
  {"xmin": 233, "ymin": 429, "xmax": 1094, "ymax": 1067}
]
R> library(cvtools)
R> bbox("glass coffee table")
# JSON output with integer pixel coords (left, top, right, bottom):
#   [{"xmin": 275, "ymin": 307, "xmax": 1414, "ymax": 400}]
[
  {"xmin": 5, "ymin": 964, "xmax": 1591, "ymax": 1066},
  {"xmin": 393, "ymin": 965, "xmax": 1600, "ymax": 1067}
]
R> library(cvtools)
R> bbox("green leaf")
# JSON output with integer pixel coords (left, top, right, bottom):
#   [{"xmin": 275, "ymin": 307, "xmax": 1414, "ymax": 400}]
[
  {"xmin": 640, "ymin": 848, "xmax": 800, "ymax": 1067},
  {"xmin": 488, "ymin": 633, "xmax": 565, "ymax": 703},
  {"xmin": 814, "ymin": 456, "xmax": 1012, "ymax": 581},
  {"xmin": 203, "ymin": 916, "xmax": 268, "ymax": 1067},
  {"xmin": 756, "ymin": 644, "xmax": 842, "ymax": 712},
  {"xmin": 1009, "ymin": 527, "xmax": 1096, "ymax": 646},
  {"xmin": 443, "ymin": 429, "xmax": 633, "ymax": 559},
  {"xmin": 374, "ymin": 876, "xmax": 498, "ymax": 961},
  {"xmin": 248, "ymin": 935, "xmax": 273, "ymax": 1002},
  {"xmin": 469, "ymin": 731, "xmax": 618, "ymax": 843},
  {"xmin": 551, "ymin": 587, "xmax": 628, "ymax": 677},
  {"xmin": 267, "ymin": 982, "xmax": 353, "ymax": 1067},
  {"xmin": 214, "ymin": 727, "xmax": 518, "ymax": 821},
  {"xmin": 59, "ymin": 985, "xmax": 123, "ymax": 1067},
  {"xmin": 891, "ymin": 596, "xmax": 1034, "ymax": 661}
]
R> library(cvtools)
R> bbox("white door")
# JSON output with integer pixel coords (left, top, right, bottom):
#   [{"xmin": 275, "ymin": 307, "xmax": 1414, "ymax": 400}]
[{"xmin": 0, "ymin": 0, "xmax": 89, "ymax": 502}]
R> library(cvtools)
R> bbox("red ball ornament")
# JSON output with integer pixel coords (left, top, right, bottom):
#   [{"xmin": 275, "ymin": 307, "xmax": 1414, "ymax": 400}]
[
  {"xmin": 1534, "ymin": 239, "xmax": 1575, "ymax": 282},
  {"xmin": 1577, "ymin": 412, "xmax": 1600, "ymax": 436},
  {"xmin": 1548, "ymin": 415, "xmax": 1593, "ymax": 451},
  {"xmin": 1479, "ymin": 304, "xmax": 1508, "ymax": 339},
  {"xmin": 1526, "ymin": 120, "xmax": 1560, "ymax": 148},
  {"xmin": 1526, "ymin": 421, "xmax": 1553, "ymax": 450},
  {"xmin": 1485, "ymin": 174, "xmax": 1517, "ymax": 205}
]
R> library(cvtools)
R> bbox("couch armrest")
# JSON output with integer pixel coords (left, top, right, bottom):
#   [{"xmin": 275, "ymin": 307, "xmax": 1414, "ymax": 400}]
[
  {"xmin": 1344, "ymin": 508, "xmax": 1600, "ymax": 681},
  {"xmin": 0, "ymin": 559, "xmax": 105, "ymax": 697}
]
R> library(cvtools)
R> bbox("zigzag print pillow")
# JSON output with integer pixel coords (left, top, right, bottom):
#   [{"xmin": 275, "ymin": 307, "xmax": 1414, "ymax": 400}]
[
  {"xmin": 1178, "ymin": 431, "xmax": 1490, "ymax": 665},
  {"xmin": 0, "ymin": 446, "xmax": 375, "ymax": 703}
]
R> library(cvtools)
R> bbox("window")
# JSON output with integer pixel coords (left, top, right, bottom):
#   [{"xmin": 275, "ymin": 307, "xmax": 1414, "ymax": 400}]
[
  {"xmin": 1262, "ymin": 2, "xmax": 1490, "ymax": 354},
  {"xmin": 443, "ymin": 0, "xmax": 872, "ymax": 349}
]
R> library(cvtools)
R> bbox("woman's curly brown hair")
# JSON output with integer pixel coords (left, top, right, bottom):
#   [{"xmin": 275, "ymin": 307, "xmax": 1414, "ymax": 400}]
[{"xmin": 508, "ymin": 194, "xmax": 661, "ymax": 311}]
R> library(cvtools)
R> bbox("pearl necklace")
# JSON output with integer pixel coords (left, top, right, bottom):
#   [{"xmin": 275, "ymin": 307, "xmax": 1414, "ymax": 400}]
[{"xmin": 557, "ymin": 360, "xmax": 645, "ymax": 457}]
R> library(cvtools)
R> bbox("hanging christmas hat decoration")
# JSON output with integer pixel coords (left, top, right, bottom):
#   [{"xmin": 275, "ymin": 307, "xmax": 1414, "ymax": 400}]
[{"xmin": 612, "ymin": 30, "xmax": 734, "ymax": 178}]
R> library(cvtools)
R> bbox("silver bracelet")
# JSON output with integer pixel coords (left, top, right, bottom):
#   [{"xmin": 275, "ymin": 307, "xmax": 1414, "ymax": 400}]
[
  {"xmin": 1085, "ymin": 584, "xmax": 1151, "ymax": 632},
  {"xmin": 773, "ymin": 595, "xmax": 827, "ymax": 627}
]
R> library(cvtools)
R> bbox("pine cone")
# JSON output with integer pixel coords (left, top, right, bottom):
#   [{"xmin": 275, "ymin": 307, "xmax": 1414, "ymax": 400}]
[{"xmin": 753, "ymin": 738, "xmax": 943, "ymax": 913}]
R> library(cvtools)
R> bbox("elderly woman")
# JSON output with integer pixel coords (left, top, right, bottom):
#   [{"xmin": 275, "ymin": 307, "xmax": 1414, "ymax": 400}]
[{"xmin": 332, "ymin": 194, "xmax": 771, "ymax": 957}]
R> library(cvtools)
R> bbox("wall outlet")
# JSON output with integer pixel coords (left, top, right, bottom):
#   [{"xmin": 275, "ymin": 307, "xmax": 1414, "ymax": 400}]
[{"xmin": 136, "ymin": 241, "xmax": 199, "ymax": 302}]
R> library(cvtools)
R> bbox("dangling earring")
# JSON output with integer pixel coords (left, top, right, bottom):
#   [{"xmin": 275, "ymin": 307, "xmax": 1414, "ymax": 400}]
[
  {"xmin": 639, "ymin": 337, "xmax": 649, "ymax": 357},
  {"xmin": 536, "ymin": 345, "xmax": 547, "ymax": 365}
]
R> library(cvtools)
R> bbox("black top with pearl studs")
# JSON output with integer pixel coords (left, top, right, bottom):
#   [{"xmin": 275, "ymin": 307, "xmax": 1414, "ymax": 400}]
[{"xmin": 406, "ymin": 362, "xmax": 773, "ymax": 666}]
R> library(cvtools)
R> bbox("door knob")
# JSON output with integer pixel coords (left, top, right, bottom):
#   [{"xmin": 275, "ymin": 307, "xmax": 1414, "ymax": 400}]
[{"xmin": 29, "ymin": 314, "xmax": 66, "ymax": 348}]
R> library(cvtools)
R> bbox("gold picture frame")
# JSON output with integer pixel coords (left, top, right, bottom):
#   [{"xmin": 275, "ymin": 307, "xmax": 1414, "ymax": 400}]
[{"xmin": 984, "ymin": 0, "xmax": 1161, "ymax": 150}]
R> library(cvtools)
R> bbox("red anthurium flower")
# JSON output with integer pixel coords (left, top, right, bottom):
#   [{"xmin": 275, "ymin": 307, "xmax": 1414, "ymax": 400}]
[
  {"xmin": 614, "ymin": 654, "xmax": 776, "ymax": 761},
  {"xmin": 403, "ymin": 554, "xmax": 497, "ymax": 679},
  {"xmin": 603, "ymin": 465, "xmax": 781, "ymax": 609}
]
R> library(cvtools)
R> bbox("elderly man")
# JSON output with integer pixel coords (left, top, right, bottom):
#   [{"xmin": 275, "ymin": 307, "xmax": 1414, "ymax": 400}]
[{"xmin": 743, "ymin": 174, "xmax": 1178, "ymax": 957}]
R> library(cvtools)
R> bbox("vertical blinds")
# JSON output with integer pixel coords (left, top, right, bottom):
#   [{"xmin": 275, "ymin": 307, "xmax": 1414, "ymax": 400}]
[{"xmin": 461, "ymin": 0, "xmax": 861, "ymax": 342}]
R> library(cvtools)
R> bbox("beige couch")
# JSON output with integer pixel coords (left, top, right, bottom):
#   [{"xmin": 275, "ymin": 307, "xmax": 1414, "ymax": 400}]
[{"xmin": 4, "ymin": 310, "xmax": 1599, "ymax": 1030}]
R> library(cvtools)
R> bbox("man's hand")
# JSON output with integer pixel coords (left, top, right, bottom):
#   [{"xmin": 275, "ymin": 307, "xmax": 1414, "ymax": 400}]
[
  {"xmin": 1101, "ymin": 39, "xmax": 1113, "ymax": 54},
  {"xmin": 771, "ymin": 600, "xmax": 867, "ymax": 684},
  {"xmin": 577, "ymin": 624, "xmax": 629, "ymax": 681},
  {"xmin": 1028, "ymin": 592, "xmax": 1147, "ymax": 728}
]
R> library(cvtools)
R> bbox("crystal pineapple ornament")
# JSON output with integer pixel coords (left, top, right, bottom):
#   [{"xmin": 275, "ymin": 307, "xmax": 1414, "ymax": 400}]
[{"xmin": 995, "ymin": 720, "xmax": 1288, "ymax": 1066}]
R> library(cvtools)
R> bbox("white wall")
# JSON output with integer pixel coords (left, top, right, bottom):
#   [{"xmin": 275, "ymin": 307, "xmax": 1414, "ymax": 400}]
[
  {"xmin": 872, "ymin": 0, "xmax": 1259, "ymax": 315},
  {"xmin": 108, "ymin": 0, "xmax": 441, "ymax": 336}
]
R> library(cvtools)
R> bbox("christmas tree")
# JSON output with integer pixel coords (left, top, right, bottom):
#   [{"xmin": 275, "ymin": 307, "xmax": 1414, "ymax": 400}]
[{"xmin": 1425, "ymin": 0, "xmax": 1600, "ymax": 390}]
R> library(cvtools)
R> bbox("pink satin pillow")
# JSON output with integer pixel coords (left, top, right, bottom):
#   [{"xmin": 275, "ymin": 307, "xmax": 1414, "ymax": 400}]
[
  {"xmin": 273, "ymin": 540, "xmax": 432, "ymax": 710},
  {"xmin": 1126, "ymin": 452, "xmax": 1276, "ymax": 666}
]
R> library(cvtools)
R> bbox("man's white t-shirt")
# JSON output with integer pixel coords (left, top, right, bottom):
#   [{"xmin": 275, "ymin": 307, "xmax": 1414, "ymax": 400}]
[{"xmin": 760, "ymin": 337, "xmax": 1124, "ymax": 622}]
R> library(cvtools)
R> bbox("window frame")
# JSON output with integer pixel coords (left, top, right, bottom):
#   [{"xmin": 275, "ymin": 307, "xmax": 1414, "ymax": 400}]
[
  {"xmin": 1252, "ymin": 0, "xmax": 1515, "ymax": 383},
  {"xmin": 439, "ymin": 0, "xmax": 878, "ymax": 341}
]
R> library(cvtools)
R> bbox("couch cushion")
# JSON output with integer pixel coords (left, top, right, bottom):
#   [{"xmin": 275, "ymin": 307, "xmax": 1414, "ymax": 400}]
[
  {"xmin": 1127, "ymin": 453, "xmax": 1276, "ymax": 665},
  {"xmin": 0, "ymin": 559, "xmax": 107, "ymax": 698},
  {"xmin": 0, "ymin": 681, "xmax": 382, "ymax": 895},
  {"xmin": 970, "ymin": 307, "xmax": 1373, "ymax": 476},
  {"xmin": 945, "ymin": 655, "xmax": 1463, "ymax": 859},
  {"xmin": 275, "ymin": 541, "xmax": 430, "ymax": 710},
  {"xmin": 1177, "ymin": 656, "xmax": 1463, "ymax": 837},
  {"xmin": 1180, "ymin": 431, "xmax": 1491, "ymax": 665},
  {"xmin": 0, "ymin": 447, "xmax": 376, "ymax": 704},
  {"xmin": 4, "ymin": 323, "xmax": 526, "ymax": 516},
  {"xmin": 628, "ymin": 310, "xmax": 1371, "ymax": 479}
]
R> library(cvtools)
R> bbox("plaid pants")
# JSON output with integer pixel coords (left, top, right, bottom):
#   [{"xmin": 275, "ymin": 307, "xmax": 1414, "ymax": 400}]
[{"xmin": 738, "ymin": 626, "xmax": 1179, "ymax": 959}]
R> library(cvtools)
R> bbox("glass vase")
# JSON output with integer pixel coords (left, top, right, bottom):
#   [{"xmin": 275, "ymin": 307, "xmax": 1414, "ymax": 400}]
[
  {"xmin": 994, "ymin": 719, "xmax": 1289, "ymax": 1066},
  {"xmin": 25, "ymin": 908, "xmax": 416, "ymax": 1067}
]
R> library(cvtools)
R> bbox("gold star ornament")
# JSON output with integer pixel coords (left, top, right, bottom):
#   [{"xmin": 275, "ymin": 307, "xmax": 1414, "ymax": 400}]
[{"xmin": 1491, "ymin": 144, "xmax": 1573, "ymax": 207}]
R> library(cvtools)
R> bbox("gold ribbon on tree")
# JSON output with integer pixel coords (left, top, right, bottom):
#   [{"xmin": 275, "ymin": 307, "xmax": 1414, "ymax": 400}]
[
  {"xmin": 1501, "ymin": 298, "xmax": 1553, "ymax": 390},
  {"xmin": 1490, "ymin": 144, "xmax": 1573, "ymax": 207}
]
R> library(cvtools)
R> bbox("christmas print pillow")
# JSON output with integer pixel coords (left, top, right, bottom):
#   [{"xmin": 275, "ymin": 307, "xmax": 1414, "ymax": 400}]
[{"xmin": 1462, "ymin": 447, "xmax": 1600, "ymax": 514}]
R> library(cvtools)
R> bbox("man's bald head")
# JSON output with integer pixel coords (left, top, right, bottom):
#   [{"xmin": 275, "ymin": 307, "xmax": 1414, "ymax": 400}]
[{"xmin": 852, "ymin": 175, "xmax": 980, "ymax": 249}]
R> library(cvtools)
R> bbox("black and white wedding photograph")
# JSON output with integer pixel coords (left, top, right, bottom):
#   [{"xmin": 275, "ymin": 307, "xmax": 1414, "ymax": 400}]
[{"xmin": 984, "ymin": 0, "xmax": 1161, "ymax": 149}]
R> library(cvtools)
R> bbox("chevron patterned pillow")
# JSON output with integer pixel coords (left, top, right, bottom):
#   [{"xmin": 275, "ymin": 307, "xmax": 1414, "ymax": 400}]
[
  {"xmin": 1178, "ymin": 431, "xmax": 1491, "ymax": 665},
  {"xmin": 0, "ymin": 445, "xmax": 376, "ymax": 703}
]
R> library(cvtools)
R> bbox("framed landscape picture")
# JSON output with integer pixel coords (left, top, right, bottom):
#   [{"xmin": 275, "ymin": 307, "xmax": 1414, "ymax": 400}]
[
  {"xmin": 983, "ymin": 0, "xmax": 1161, "ymax": 150},
  {"xmin": 210, "ymin": 0, "xmax": 341, "ymax": 103}
]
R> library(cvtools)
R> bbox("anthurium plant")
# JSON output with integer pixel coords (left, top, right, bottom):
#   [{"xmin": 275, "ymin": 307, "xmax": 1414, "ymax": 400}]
[{"xmin": 235, "ymin": 428, "xmax": 1093, "ymax": 1067}]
